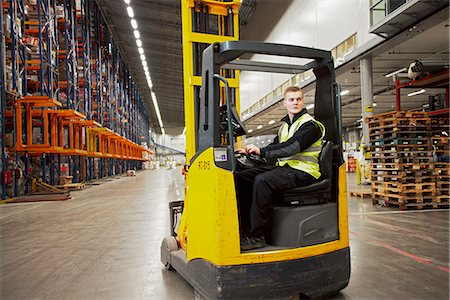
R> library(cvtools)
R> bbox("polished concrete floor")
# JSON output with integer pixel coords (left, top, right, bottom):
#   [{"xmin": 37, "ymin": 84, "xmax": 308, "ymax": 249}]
[{"xmin": 0, "ymin": 168, "xmax": 448, "ymax": 299}]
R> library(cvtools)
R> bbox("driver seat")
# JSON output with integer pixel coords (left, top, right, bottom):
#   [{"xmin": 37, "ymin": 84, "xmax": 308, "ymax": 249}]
[
  {"xmin": 268, "ymin": 141, "xmax": 337, "ymax": 248},
  {"xmin": 280, "ymin": 140, "xmax": 333, "ymax": 205}
]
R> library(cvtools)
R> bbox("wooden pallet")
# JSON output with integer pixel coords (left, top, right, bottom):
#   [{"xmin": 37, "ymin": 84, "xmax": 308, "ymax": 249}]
[
  {"xmin": 372, "ymin": 198, "xmax": 449, "ymax": 210},
  {"xmin": 371, "ymin": 150, "xmax": 433, "ymax": 159},
  {"xmin": 436, "ymin": 195, "xmax": 450, "ymax": 203},
  {"xmin": 371, "ymin": 182, "xmax": 435, "ymax": 192},
  {"xmin": 349, "ymin": 190, "xmax": 372, "ymax": 198},
  {"xmin": 372, "ymin": 191, "xmax": 436, "ymax": 203}
]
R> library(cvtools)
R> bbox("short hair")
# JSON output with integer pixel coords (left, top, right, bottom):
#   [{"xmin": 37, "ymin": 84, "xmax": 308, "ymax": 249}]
[{"xmin": 284, "ymin": 86, "xmax": 303, "ymax": 96}]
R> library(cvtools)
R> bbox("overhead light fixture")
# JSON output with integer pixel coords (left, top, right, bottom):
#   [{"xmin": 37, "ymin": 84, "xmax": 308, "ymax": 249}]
[
  {"xmin": 140, "ymin": 54, "xmax": 146, "ymax": 61},
  {"xmin": 127, "ymin": 6, "xmax": 134, "ymax": 18},
  {"xmin": 407, "ymin": 89, "xmax": 426, "ymax": 97},
  {"xmin": 257, "ymin": 125, "xmax": 263, "ymax": 129},
  {"xmin": 130, "ymin": 19, "xmax": 137, "ymax": 29},
  {"xmin": 124, "ymin": 0, "xmax": 130, "ymax": 4},
  {"xmin": 138, "ymin": 47, "xmax": 144, "ymax": 54},
  {"xmin": 373, "ymin": 103, "xmax": 377, "ymax": 107},
  {"xmin": 248, "ymin": 129, "xmax": 253, "ymax": 133},
  {"xmin": 306, "ymin": 104, "xmax": 315, "ymax": 110},
  {"xmin": 340, "ymin": 90, "xmax": 350, "ymax": 96},
  {"xmin": 133, "ymin": 30, "xmax": 140, "ymax": 39},
  {"xmin": 151, "ymin": 92, "xmax": 164, "ymax": 131},
  {"xmin": 268, "ymin": 120, "xmax": 275, "ymax": 125},
  {"xmin": 142, "ymin": 61, "xmax": 147, "ymax": 67},
  {"xmin": 161, "ymin": 127, "xmax": 165, "ymax": 135},
  {"xmin": 136, "ymin": 39, "xmax": 142, "ymax": 47},
  {"xmin": 385, "ymin": 67, "xmax": 407, "ymax": 78},
  {"xmin": 182, "ymin": 127, "xmax": 186, "ymax": 135}
]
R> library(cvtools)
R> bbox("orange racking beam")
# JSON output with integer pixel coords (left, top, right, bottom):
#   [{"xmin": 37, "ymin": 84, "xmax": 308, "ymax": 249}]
[{"xmin": 15, "ymin": 96, "xmax": 62, "ymax": 152}]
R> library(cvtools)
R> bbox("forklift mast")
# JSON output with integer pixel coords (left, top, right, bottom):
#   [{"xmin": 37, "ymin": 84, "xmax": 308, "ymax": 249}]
[{"xmin": 181, "ymin": 0, "xmax": 241, "ymax": 163}]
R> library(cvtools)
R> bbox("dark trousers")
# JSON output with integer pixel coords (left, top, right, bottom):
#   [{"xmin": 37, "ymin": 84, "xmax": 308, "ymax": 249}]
[{"xmin": 234, "ymin": 165, "xmax": 317, "ymax": 236}]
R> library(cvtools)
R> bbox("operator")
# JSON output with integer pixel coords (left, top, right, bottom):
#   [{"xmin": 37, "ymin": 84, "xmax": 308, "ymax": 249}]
[{"xmin": 235, "ymin": 86, "xmax": 325, "ymax": 251}]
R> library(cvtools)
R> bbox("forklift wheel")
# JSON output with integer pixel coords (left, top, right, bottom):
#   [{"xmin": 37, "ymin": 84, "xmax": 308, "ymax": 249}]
[{"xmin": 161, "ymin": 236, "xmax": 179, "ymax": 270}]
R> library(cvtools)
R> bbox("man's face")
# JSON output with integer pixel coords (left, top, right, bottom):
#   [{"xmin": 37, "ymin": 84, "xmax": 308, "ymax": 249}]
[{"xmin": 283, "ymin": 90, "xmax": 304, "ymax": 116}]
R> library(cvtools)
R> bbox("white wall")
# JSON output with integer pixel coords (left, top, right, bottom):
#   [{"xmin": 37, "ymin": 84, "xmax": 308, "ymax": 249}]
[
  {"xmin": 240, "ymin": 0, "xmax": 376, "ymax": 110},
  {"xmin": 154, "ymin": 133, "xmax": 186, "ymax": 153}
]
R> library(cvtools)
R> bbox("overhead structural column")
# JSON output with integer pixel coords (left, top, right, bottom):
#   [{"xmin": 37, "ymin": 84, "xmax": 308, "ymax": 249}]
[{"xmin": 360, "ymin": 56, "xmax": 374, "ymax": 145}]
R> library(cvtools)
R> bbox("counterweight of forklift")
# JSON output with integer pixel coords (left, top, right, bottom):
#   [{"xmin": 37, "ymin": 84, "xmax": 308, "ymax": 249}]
[{"xmin": 198, "ymin": 161, "xmax": 210, "ymax": 170}]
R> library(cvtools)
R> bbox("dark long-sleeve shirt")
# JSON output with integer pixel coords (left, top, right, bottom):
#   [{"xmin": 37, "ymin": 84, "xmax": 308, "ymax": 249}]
[{"xmin": 260, "ymin": 108, "xmax": 322, "ymax": 161}]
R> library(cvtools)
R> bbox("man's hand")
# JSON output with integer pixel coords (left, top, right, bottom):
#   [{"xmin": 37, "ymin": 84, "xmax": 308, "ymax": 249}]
[
  {"xmin": 245, "ymin": 144, "xmax": 261, "ymax": 156},
  {"xmin": 235, "ymin": 148, "xmax": 247, "ymax": 154}
]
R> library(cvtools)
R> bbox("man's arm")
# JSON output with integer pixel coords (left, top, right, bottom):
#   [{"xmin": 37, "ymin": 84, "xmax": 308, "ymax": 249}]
[{"xmin": 260, "ymin": 121, "xmax": 322, "ymax": 160}]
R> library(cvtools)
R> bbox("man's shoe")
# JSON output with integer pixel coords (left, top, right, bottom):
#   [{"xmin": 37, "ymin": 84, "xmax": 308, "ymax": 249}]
[{"xmin": 240, "ymin": 235, "xmax": 266, "ymax": 251}]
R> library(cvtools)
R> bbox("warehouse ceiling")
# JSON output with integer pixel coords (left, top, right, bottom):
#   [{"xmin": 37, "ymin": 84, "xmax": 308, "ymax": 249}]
[{"xmin": 95, "ymin": 0, "xmax": 257, "ymax": 136}]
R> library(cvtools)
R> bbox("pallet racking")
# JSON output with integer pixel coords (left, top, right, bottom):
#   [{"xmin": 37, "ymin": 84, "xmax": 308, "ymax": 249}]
[{"xmin": 1, "ymin": 0, "xmax": 152, "ymax": 199}]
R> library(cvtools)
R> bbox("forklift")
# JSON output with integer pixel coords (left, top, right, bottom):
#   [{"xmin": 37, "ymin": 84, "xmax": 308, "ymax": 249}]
[{"xmin": 161, "ymin": 40, "xmax": 350, "ymax": 299}]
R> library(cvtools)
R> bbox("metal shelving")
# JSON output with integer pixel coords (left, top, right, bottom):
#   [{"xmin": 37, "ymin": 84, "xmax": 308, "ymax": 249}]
[{"xmin": 1, "ymin": 0, "xmax": 152, "ymax": 199}]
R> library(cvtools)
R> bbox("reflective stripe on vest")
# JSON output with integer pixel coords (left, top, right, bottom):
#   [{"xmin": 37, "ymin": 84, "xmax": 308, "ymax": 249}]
[{"xmin": 276, "ymin": 113, "xmax": 326, "ymax": 179}]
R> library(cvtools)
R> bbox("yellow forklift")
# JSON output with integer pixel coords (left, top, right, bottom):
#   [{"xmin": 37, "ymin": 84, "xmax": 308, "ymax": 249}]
[{"xmin": 161, "ymin": 40, "xmax": 350, "ymax": 299}]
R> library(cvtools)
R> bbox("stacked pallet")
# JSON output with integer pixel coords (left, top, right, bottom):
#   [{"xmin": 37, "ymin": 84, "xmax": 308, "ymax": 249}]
[
  {"xmin": 430, "ymin": 115, "xmax": 450, "ymax": 204},
  {"xmin": 368, "ymin": 111, "xmax": 448, "ymax": 210}
]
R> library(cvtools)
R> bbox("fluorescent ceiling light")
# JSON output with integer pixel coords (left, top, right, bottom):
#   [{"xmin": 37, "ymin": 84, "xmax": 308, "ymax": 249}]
[
  {"xmin": 306, "ymin": 104, "xmax": 315, "ymax": 110},
  {"xmin": 152, "ymin": 92, "xmax": 164, "ymax": 130},
  {"xmin": 385, "ymin": 67, "xmax": 407, "ymax": 78},
  {"xmin": 124, "ymin": 0, "xmax": 130, "ymax": 4},
  {"xmin": 407, "ymin": 89, "xmax": 426, "ymax": 97},
  {"xmin": 340, "ymin": 90, "xmax": 350, "ymax": 96},
  {"xmin": 133, "ymin": 30, "xmax": 140, "ymax": 39},
  {"xmin": 161, "ymin": 128, "xmax": 165, "ymax": 135},
  {"xmin": 138, "ymin": 47, "xmax": 144, "ymax": 54},
  {"xmin": 140, "ymin": 54, "xmax": 146, "ymax": 61},
  {"xmin": 142, "ymin": 60, "xmax": 147, "ymax": 67},
  {"xmin": 136, "ymin": 39, "xmax": 142, "ymax": 47},
  {"xmin": 256, "ymin": 125, "xmax": 263, "ymax": 129},
  {"xmin": 127, "ymin": 6, "xmax": 134, "ymax": 18},
  {"xmin": 373, "ymin": 103, "xmax": 377, "ymax": 107},
  {"xmin": 182, "ymin": 127, "xmax": 186, "ymax": 135},
  {"xmin": 248, "ymin": 129, "xmax": 253, "ymax": 133},
  {"xmin": 130, "ymin": 19, "xmax": 137, "ymax": 29},
  {"xmin": 268, "ymin": 120, "xmax": 275, "ymax": 125}
]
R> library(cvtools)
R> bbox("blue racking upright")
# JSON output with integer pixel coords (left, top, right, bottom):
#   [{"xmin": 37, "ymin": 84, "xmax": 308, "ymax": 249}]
[{"xmin": 0, "ymin": 1, "xmax": 5, "ymax": 199}]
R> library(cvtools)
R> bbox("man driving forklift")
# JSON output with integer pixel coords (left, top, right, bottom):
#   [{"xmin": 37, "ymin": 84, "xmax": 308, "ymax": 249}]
[{"xmin": 236, "ymin": 86, "xmax": 326, "ymax": 251}]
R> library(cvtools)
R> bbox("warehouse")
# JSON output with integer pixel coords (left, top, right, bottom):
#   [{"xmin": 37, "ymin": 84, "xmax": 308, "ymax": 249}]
[{"xmin": 0, "ymin": 0, "xmax": 448, "ymax": 299}]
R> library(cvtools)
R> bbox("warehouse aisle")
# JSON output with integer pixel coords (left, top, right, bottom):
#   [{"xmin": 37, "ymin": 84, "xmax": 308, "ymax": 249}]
[
  {"xmin": 0, "ymin": 168, "xmax": 193, "ymax": 300},
  {"xmin": 0, "ymin": 169, "xmax": 448, "ymax": 299}
]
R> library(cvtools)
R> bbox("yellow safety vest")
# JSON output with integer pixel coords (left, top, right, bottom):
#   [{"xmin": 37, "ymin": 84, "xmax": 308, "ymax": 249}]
[{"xmin": 276, "ymin": 113, "xmax": 326, "ymax": 179}]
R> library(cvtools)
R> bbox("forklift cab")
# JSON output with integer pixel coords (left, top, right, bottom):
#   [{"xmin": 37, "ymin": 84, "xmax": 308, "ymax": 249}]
[{"xmin": 161, "ymin": 41, "xmax": 350, "ymax": 299}]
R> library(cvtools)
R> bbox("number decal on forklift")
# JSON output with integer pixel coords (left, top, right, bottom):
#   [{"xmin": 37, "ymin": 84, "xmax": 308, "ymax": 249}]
[{"xmin": 198, "ymin": 161, "xmax": 210, "ymax": 170}]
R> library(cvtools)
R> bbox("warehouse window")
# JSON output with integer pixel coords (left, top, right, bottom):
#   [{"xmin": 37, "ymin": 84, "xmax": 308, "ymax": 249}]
[
  {"xmin": 370, "ymin": 0, "xmax": 408, "ymax": 26},
  {"xmin": 331, "ymin": 34, "xmax": 357, "ymax": 62}
]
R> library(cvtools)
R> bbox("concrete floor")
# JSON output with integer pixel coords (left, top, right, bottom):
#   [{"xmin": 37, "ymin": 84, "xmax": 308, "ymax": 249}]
[{"xmin": 0, "ymin": 168, "xmax": 448, "ymax": 300}]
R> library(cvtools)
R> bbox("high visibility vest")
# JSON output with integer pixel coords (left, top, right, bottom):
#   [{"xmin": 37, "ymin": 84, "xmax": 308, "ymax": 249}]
[{"xmin": 276, "ymin": 114, "xmax": 325, "ymax": 179}]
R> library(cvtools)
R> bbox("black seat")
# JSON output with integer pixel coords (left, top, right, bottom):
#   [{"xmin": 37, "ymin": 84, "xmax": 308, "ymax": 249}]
[{"xmin": 280, "ymin": 141, "xmax": 333, "ymax": 205}]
